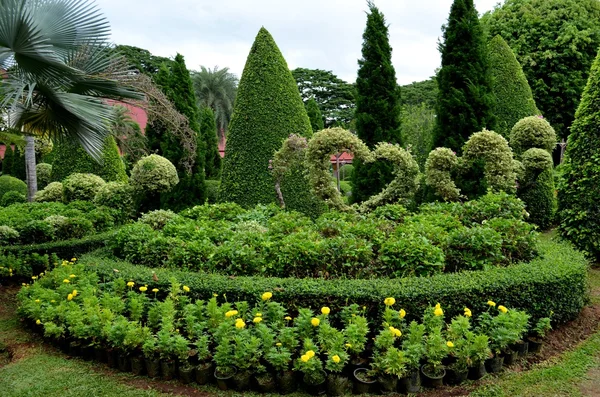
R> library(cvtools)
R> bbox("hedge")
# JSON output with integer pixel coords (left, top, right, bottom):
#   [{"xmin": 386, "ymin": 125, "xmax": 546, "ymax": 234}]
[
  {"xmin": 81, "ymin": 234, "xmax": 587, "ymax": 325},
  {"xmin": 0, "ymin": 230, "xmax": 116, "ymax": 258}
]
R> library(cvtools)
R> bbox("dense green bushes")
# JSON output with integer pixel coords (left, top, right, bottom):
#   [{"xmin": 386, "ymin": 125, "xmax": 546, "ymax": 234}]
[
  {"xmin": 510, "ymin": 116, "xmax": 556, "ymax": 156},
  {"xmin": 34, "ymin": 182, "xmax": 63, "ymax": 203},
  {"xmin": 62, "ymin": 173, "xmax": 106, "ymax": 202},
  {"xmin": 0, "ymin": 190, "xmax": 26, "ymax": 206},
  {"xmin": 519, "ymin": 149, "xmax": 556, "ymax": 229},
  {"xmin": 35, "ymin": 163, "xmax": 52, "ymax": 189},
  {"xmin": 0, "ymin": 175, "xmax": 27, "ymax": 201},
  {"xmin": 130, "ymin": 154, "xmax": 179, "ymax": 194},
  {"xmin": 93, "ymin": 182, "xmax": 136, "ymax": 221},
  {"xmin": 205, "ymin": 180, "xmax": 220, "ymax": 204}
]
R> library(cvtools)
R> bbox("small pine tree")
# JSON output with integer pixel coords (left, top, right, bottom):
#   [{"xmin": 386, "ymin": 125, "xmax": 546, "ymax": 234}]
[
  {"xmin": 434, "ymin": 0, "xmax": 495, "ymax": 153},
  {"xmin": 488, "ymin": 35, "xmax": 539, "ymax": 137},
  {"xmin": 351, "ymin": 1, "xmax": 402, "ymax": 203},
  {"xmin": 2, "ymin": 145, "xmax": 15, "ymax": 176},
  {"xmin": 558, "ymin": 47, "xmax": 600, "ymax": 260},
  {"xmin": 306, "ymin": 98, "xmax": 324, "ymax": 133},
  {"xmin": 200, "ymin": 107, "xmax": 222, "ymax": 179}
]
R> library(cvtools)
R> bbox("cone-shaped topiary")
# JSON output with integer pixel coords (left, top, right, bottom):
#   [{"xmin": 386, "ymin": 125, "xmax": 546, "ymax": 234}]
[
  {"xmin": 219, "ymin": 27, "xmax": 320, "ymax": 216},
  {"xmin": 559, "ymin": 48, "xmax": 600, "ymax": 260},
  {"xmin": 488, "ymin": 35, "xmax": 539, "ymax": 137},
  {"xmin": 510, "ymin": 116, "xmax": 557, "ymax": 157},
  {"xmin": 306, "ymin": 98, "xmax": 324, "ymax": 133},
  {"xmin": 200, "ymin": 107, "xmax": 221, "ymax": 180},
  {"xmin": 519, "ymin": 148, "xmax": 556, "ymax": 229}
]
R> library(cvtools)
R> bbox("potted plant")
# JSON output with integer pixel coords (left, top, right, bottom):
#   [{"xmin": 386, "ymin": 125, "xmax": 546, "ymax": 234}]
[
  {"xmin": 266, "ymin": 344, "xmax": 295, "ymax": 394},
  {"xmin": 342, "ymin": 311, "xmax": 369, "ymax": 372},
  {"xmin": 194, "ymin": 334, "xmax": 214, "ymax": 385},
  {"xmin": 504, "ymin": 309, "xmax": 531, "ymax": 358},
  {"xmin": 325, "ymin": 350, "xmax": 351, "ymax": 396},
  {"xmin": 173, "ymin": 335, "xmax": 194, "ymax": 384},
  {"xmin": 465, "ymin": 334, "xmax": 491, "ymax": 380},
  {"xmin": 421, "ymin": 305, "xmax": 448, "ymax": 388},
  {"xmin": 528, "ymin": 316, "xmax": 551, "ymax": 354},
  {"xmin": 374, "ymin": 347, "xmax": 407, "ymax": 394},
  {"xmin": 213, "ymin": 336, "xmax": 237, "ymax": 390},
  {"xmin": 295, "ymin": 340, "xmax": 326, "ymax": 396},
  {"xmin": 400, "ymin": 321, "xmax": 425, "ymax": 393},
  {"xmin": 142, "ymin": 334, "xmax": 160, "ymax": 378},
  {"xmin": 123, "ymin": 323, "xmax": 151, "ymax": 376},
  {"xmin": 232, "ymin": 332, "xmax": 262, "ymax": 391},
  {"xmin": 105, "ymin": 316, "xmax": 130, "ymax": 372},
  {"xmin": 371, "ymin": 324, "xmax": 403, "ymax": 393},
  {"xmin": 156, "ymin": 329, "xmax": 177, "ymax": 380},
  {"xmin": 445, "ymin": 315, "xmax": 472, "ymax": 385}
]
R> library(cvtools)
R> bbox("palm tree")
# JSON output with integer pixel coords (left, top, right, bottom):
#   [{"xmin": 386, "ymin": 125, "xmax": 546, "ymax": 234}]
[
  {"xmin": 190, "ymin": 66, "xmax": 238, "ymax": 141},
  {"xmin": 0, "ymin": 0, "xmax": 142, "ymax": 201}
]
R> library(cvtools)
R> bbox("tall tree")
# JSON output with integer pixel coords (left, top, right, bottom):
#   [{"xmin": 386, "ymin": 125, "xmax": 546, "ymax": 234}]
[
  {"xmin": 488, "ymin": 35, "xmax": 539, "ymax": 137},
  {"xmin": 482, "ymin": 0, "xmax": 600, "ymax": 140},
  {"xmin": 113, "ymin": 45, "xmax": 171, "ymax": 75},
  {"xmin": 191, "ymin": 66, "xmax": 238, "ymax": 140},
  {"xmin": 435, "ymin": 0, "xmax": 495, "ymax": 153},
  {"xmin": 351, "ymin": 1, "xmax": 403, "ymax": 203},
  {"xmin": 291, "ymin": 68, "xmax": 356, "ymax": 128},
  {"xmin": 400, "ymin": 77, "xmax": 438, "ymax": 108},
  {"xmin": 305, "ymin": 98, "xmax": 324, "ymax": 133},
  {"xmin": 200, "ymin": 107, "xmax": 221, "ymax": 179},
  {"xmin": 219, "ymin": 28, "xmax": 322, "ymax": 216},
  {"xmin": 558, "ymin": 47, "xmax": 600, "ymax": 261}
]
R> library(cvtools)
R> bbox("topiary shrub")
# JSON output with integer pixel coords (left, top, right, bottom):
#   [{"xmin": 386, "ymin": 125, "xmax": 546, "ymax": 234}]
[
  {"xmin": 0, "ymin": 175, "xmax": 27, "ymax": 201},
  {"xmin": 519, "ymin": 148, "xmax": 556, "ymax": 229},
  {"xmin": 36, "ymin": 163, "xmax": 52, "ymax": 189},
  {"xmin": 93, "ymin": 182, "xmax": 136, "ymax": 220},
  {"xmin": 0, "ymin": 225, "xmax": 19, "ymax": 245},
  {"xmin": 510, "ymin": 116, "xmax": 557, "ymax": 157},
  {"xmin": 0, "ymin": 191, "xmax": 27, "ymax": 206},
  {"xmin": 425, "ymin": 148, "xmax": 460, "ymax": 201},
  {"xmin": 205, "ymin": 180, "xmax": 220, "ymax": 204},
  {"xmin": 33, "ymin": 182, "xmax": 64, "ymax": 203},
  {"xmin": 139, "ymin": 210, "xmax": 180, "ymax": 230},
  {"xmin": 130, "ymin": 154, "xmax": 179, "ymax": 194},
  {"xmin": 62, "ymin": 173, "xmax": 106, "ymax": 202}
]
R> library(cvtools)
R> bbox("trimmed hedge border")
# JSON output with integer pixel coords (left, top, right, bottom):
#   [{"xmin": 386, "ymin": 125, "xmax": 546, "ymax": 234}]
[
  {"xmin": 0, "ymin": 230, "xmax": 116, "ymax": 258},
  {"xmin": 82, "ymin": 234, "xmax": 588, "ymax": 325}
]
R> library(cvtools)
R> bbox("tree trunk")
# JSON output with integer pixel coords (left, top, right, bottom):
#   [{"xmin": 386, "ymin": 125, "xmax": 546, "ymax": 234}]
[{"xmin": 24, "ymin": 135, "xmax": 37, "ymax": 202}]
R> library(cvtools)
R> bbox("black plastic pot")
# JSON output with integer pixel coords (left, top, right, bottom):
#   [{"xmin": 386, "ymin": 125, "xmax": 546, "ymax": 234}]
[
  {"xmin": 421, "ymin": 364, "xmax": 445, "ymax": 388},
  {"xmin": 131, "ymin": 356, "xmax": 145, "ymax": 376},
  {"xmin": 444, "ymin": 366, "xmax": 468, "ymax": 385},
  {"xmin": 161, "ymin": 359, "xmax": 176, "ymax": 381},
  {"xmin": 326, "ymin": 374, "xmax": 350, "ymax": 396},
  {"xmin": 345, "ymin": 357, "xmax": 367, "ymax": 377},
  {"xmin": 399, "ymin": 369, "xmax": 421, "ymax": 394},
  {"xmin": 468, "ymin": 361, "xmax": 487, "ymax": 380},
  {"xmin": 232, "ymin": 370, "xmax": 252, "ymax": 391},
  {"xmin": 276, "ymin": 370, "xmax": 297, "ymax": 394},
  {"xmin": 214, "ymin": 367, "xmax": 237, "ymax": 391},
  {"xmin": 81, "ymin": 345, "xmax": 94, "ymax": 361},
  {"xmin": 303, "ymin": 370, "xmax": 327, "ymax": 396},
  {"xmin": 255, "ymin": 372, "xmax": 277, "ymax": 393},
  {"xmin": 195, "ymin": 362, "xmax": 214, "ymax": 385},
  {"xmin": 146, "ymin": 358, "xmax": 160, "ymax": 378},
  {"xmin": 94, "ymin": 346, "xmax": 106, "ymax": 363},
  {"xmin": 511, "ymin": 341, "xmax": 529, "ymax": 357},
  {"xmin": 528, "ymin": 337, "xmax": 543, "ymax": 354},
  {"xmin": 179, "ymin": 365, "xmax": 194, "ymax": 384},
  {"xmin": 502, "ymin": 349, "xmax": 518, "ymax": 366},
  {"xmin": 353, "ymin": 368, "xmax": 376, "ymax": 394},
  {"xmin": 68, "ymin": 341, "xmax": 81, "ymax": 357},
  {"xmin": 486, "ymin": 355, "xmax": 504, "ymax": 373},
  {"xmin": 106, "ymin": 349, "xmax": 118, "ymax": 369},
  {"xmin": 377, "ymin": 374, "xmax": 398, "ymax": 394},
  {"xmin": 117, "ymin": 351, "xmax": 131, "ymax": 372}
]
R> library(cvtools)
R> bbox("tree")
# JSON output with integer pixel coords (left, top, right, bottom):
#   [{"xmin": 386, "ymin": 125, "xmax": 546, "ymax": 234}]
[
  {"xmin": 400, "ymin": 77, "xmax": 438, "ymax": 108},
  {"xmin": 113, "ymin": 45, "xmax": 171, "ymax": 75},
  {"xmin": 109, "ymin": 105, "xmax": 147, "ymax": 166},
  {"xmin": 400, "ymin": 103, "xmax": 436, "ymax": 169},
  {"xmin": 351, "ymin": 1, "xmax": 403, "ymax": 203},
  {"xmin": 219, "ymin": 27, "xmax": 321, "ymax": 216},
  {"xmin": 0, "ymin": 0, "xmax": 142, "ymax": 201},
  {"xmin": 2, "ymin": 145, "xmax": 15, "ymax": 176},
  {"xmin": 488, "ymin": 35, "xmax": 539, "ymax": 137},
  {"xmin": 435, "ymin": 0, "xmax": 495, "ymax": 154},
  {"xmin": 558, "ymin": 47, "xmax": 600, "ymax": 261},
  {"xmin": 305, "ymin": 98, "xmax": 324, "ymax": 133},
  {"xmin": 482, "ymin": 0, "xmax": 600, "ymax": 139},
  {"xmin": 291, "ymin": 68, "xmax": 356, "ymax": 128},
  {"xmin": 200, "ymin": 107, "xmax": 221, "ymax": 179},
  {"xmin": 191, "ymin": 66, "xmax": 238, "ymax": 140}
]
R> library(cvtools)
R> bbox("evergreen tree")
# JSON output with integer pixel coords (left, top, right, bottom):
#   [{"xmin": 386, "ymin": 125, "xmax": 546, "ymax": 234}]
[
  {"xmin": 219, "ymin": 27, "xmax": 322, "ymax": 216},
  {"xmin": 200, "ymin": 107, "xmax": 221, "ymax": 179},
  {"xmin": 306, "ymin": 98, "xmax": 324, "ymax": 133},
  {"xmin": 351, "ymin": 1, "xmax": 402, "ymax": 203},
  {"xmin": 11, "ymin": 147, "xmax": 26, "ymax": 180},
  {"xmin": 488, "ymin": 35, "xmax": 539, "ymax": 137},
  {"xmin": 434, "ymin": 0, "xmax": 495, "ymax": 153},
  {"xmin": 558, "ymin": 47, "xmax": 600, "ymax": 261},
  {"xmin": 2, "ymin": 145, "xmax": 15, "ymax": 176}
]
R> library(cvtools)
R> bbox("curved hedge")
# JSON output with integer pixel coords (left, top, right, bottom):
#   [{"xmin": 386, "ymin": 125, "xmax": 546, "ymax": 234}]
[{"xmin": 82, "ymin": 234, "xmax": 587, "ymax": 325}]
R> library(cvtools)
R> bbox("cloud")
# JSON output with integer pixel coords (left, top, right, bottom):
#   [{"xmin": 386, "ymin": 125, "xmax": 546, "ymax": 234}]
[{"xmin": 97, "ymin": 0, "xmax": 500, "ymax": 85}]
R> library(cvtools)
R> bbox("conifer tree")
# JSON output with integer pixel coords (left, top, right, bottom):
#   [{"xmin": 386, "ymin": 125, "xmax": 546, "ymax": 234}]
[
  {"xmin": 434, "ymin": 0, "xmax": 495, "ymax": 153},
  {"xmin": 351, "ymin": 1, "xmax": 402, "ymax": 203},
  {"xmin": 488, "ymin": 35, "xmax": 539, "ymax": 137},
  {"xmin": 306, "ymin": 98, "xmax": 324, "ymax": 133},
  {"xmin": 200, "ymin": 107, "xmax": 221, "ymax": 179},
  {"xmin": 2, "ymin": 145, "xmax": 15, "ymax": 176}
]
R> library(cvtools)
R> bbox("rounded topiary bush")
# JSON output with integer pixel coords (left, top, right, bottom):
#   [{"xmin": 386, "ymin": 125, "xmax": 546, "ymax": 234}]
[
  {"xmin": 139, "ymin": 209, "xmax": 180, "ymax": 230},
  {"xmin": 94, "ymin": 182, "xmax": 136, "ymax": 220},
  {"xmin": 130, "ymin": 154, "xmax": 179, "ymax": 194},
  {"xmin": 34, "ymin": 182, "xmax": 64, "ymax": 202},
  {"xmin": 0, "ymin": 225, "xmax": 19, "ymax": 245},
  {"xmin": 0, "ymin": 175, "xmax": 27, "ymax": 202},
  {"xmin": 0, "ymin": 190, "xmax": 27, "ymax": 206},
  {"xmin": 519, "ymin": 148, "xmax": 556, "ymax": 229},
  {"xmin": 62, "ymin": 173, "xmax": 106, "ymax": 202},
  {"xmin": 510, "ymin": 116, "xmax": 557, "ymax": 156},
  {"xmin": 36, "ymin": 163, "xmax": 52, "ymax": 189}
]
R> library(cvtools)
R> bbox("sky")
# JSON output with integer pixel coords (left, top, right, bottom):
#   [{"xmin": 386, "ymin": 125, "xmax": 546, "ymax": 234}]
[{"xmin": 96, "ymin": 0, "xmax": 501, "ymax": 85}]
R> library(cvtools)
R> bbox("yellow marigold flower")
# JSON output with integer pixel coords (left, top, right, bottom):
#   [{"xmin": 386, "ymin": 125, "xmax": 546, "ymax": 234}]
[
  {"xmin": 253, "ymin": 317, "xmax": 262, "ymax": 323},
  {"xmin": 139, "ymin": 286, "xmax": 147, "ymax": 292},
  {"xmin": 399, "ymin": 309, "xmax": 406, "ymax": 318},
  {"xmin": 321, "ymin": 307, "xmax": 331, "ymax": 315},
  {"xmin": 311, "ymin": 318, "xmax": 320, "ymax": 327},
  {"xmin": 213, "ymin": 293, "xmax": 218, "ymax": 297},
  {"xmin": 183, "ymin": 285, "xmax": 190, "ymax": 292},
  {"xmin": 36, "ymin": 319, "xmax": 41, "ymax": 325},
  {"xmin": 235, "ymin": 319, "xmax": 246, "ymax": 329},
  {"xmin": 69, "ymin": 274, "xmax": 76, "ymax": 278},
  {"xmin": 50, "ymin": 300, "xmax": 55, "ymax": 303},
  {"xmin": 276, "ymin": 342, "xmax": 282, "ymax": 347},
  {"xmin": 255, "ymin": 313, "xmax": 262, "ymax": 317},
  {"xmin": 63, "ymin": 279, "xmax": 70, "ymax": 283},
  {"xmin": 301, "ymin": 354, "xmax": 310, "ymax": 363},
  {"xmin": 71, "ymin": 258, "xmax": 77, "ymax": 262},
  {"xmin": 384, "ymin": 297, "xmax": 396, "ymax": 306},
  {"xmin": 22, "ymin": 283, "xmax": 26, "ymax": 286},
  {"xmin": 498, "ymin": 305, "xmax": 508, "ymax": 313},
  {"xmin": 306, "ymin": 350, "xmax": 315, "ymax": 358},
  {"xmin": 434, "ymin": 307, "xmax": 444, "ymax": 317},
  {"xmin": 435, "ymin": 303, "xmax": 441, "ymax": 310},
  {"xmin": 464, "ymin": 308, "xmax": 472, "ymax": 317},
  {"xmin": 152, "ymin": 288, "xmax": 159, "ymax": 293},
  {"xmin": 31, "ymin": 276, "xmax": 37, "ymax": 280},
  {"xmin": 332, "ymin": 355, "xmax": 341, "ymax": 363},
  {"xmin": 389, "ymin": 327, "xmax": 401, "ymax": 337},
  {"xmin": 72, "ymin": 290, "xmax": 78, "ymax": 297},
  {"xmin": 285, "ymin": 316, "xmax": 292, "ymax": 321},
  {"xmin": 67, "ymin": 293, "xmax": 73, "ymax": 301},
  {"xmin": 35, "ymin": 299, "xmax": 40, "ymax": 303},
  {"xmin": 487, "ymin": 300, "xmax": 496, "ymax": 307},
  {"xmin": 345, "ymin": 343, "xmax": 352, "ymax": 348},
  {"xmin": 127, "ymin": 281, "xmax": 134, "ymax": 287},
  {"xmin": 447, "ymin": 341, "xmax": 454, "ymax": 348},
  {"xmin": 225, "ymin": 310, "xmax": 239, "ymax": 318},
  {"xmin": 262, "ymin": 292, "xmax": 273, "ymax": 301}
]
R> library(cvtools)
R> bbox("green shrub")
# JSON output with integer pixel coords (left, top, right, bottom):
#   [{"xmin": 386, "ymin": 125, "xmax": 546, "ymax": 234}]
[
  {"xmin": 48, "ymin": 216, "xmax": 95, "ymax": 240},
  {"xmin": 36, "ymin": 163, "xmax": 52, "ymax": 189},
  {"xmin": 0, "ymin": 191, "xmax": 26, "ymax": 206},
  {"xmin": 0, "ymin": 175, "xmax": 27, "ymax": 201},
  {"xmin": 130, "ymin": 154, "xmax": 179, "ymax": 194},
  {"xmin": 139, "ymin": 210, "xmax": 180, "ymax": 230},
  {"xmin": 510, "ymin": 116, "xmax": 557, "ymax": 156},
  {"xmin": 445, "ymin": 226, "xmax": 503, "ymax": 272},
  {"xmin": 450, "ymin": 190, "xmax": 526, "ymax": 226},
  {"xmin": 339, "ymin": 181, "xmax": 352, "ymax": 197},
  {"xmin": 34, "ymin": 182, "xmax": 64, "ymax": 203},
  {"xmin": 180, "ymin": 202, "xmax": 247, "ymax": 222},
  {"xmin": 205, "ymin": 180, "xmax": 220, "ymax": 204},
  {"xmin": 62, "ymin": 173, "xmax": 106, "ymax": 202},
  {"xmin": 369, "ymin": 204, "xmax": 409, "ymax": 223},
  {"xmin": 425, "ymin": 148, "xmax": 460, "ymax": 201},
  {"xmin": 519, "ymin": 148, "xmax": 556, "ymax": 229},
  {"xmin": 379, "ymin": 233, "xmax": 445, "ymax": 277},
  {"xmin": 19, "ymin": 220, "xmax": 54, "ymax": 244},
  {"xmin": 93, "ymin": 182, "xmax": 136, "ymax": 220},
  {"xmin": 0, "ymin": 225, "xmax": 19, "ymax": 245},
  {"xmin": 486, "ymin": 217, "xmax": 538, "ymax": 263}
]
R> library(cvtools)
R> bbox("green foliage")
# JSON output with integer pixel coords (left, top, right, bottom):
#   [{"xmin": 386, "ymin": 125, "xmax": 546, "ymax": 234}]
[
  {"xmin": 305, "ymin": 98, "xmax": 324, "ymax": 133},
  {"xmin": 11, "ymin": 148, "xmax": 26, "ymax": 180},
  {"xmin": 114, "ymin": 44, "xmax": 171, "ymax": 75},
  {"xmin": 488, "ymin": 35, "xmax": 539, "ymax": 137},
  {"xmin": 482, "ymin": 0, "xmax": 600, "ymax": 139},
  {"xmin": 510, "ymin": 116, "xmax": 557, "ymax": 157},
  {"xmin": 139, "ymin": 210, "xmax": 179, "ymax": 230},
  {"xmin": 352, "ymin": 2, "xmax": 402, "ymax": 203},
  {"xmin": 191, "ymin": 65, "xmax": 238, "ymax": 135},
  {"xmin": 62, "ymin": 173, "xmax": 106, "ymax": 202},
  {"xmin": 379, "ymin": 233, "xmax": 444, "ymax": 277},
  {"xmin": 93, "ymin": 182, "xmax": 136, "ymax": 220},
  {"xmin": 0, "ymin": 175, "xmax": 27, "ymax": 201},
  {"xmin": 401, "ymin": 103, "xmax": 436, "ymax": 169},
  {"xmin": 339, "ymin": 164, "xmax": 353, "ymax": 181},
  {"xmin": 200, "ymin": 107, "xmax": 221, "ymax": 179},
  {"xmin": 0, "ymin": 190, "xmax": 26, "ymax": 206},
  {"xmin": 130, "ymin": 154, "xmax": 179, "ymax": 194},
  {"xmin": 435, "ymin": 0, "xmax": 496, "ymax": 153},
  {"xmin": 519, "ymin": 149, "xmax": 556, "ymax": 229},
  {"xmin": 205, "ymin": 180, "xmax": 220, "ymax": 204},
  {"xmin": 558, "ymin": 47, "xmax": 600, "ymax": 260},
  {"xmin": 36, "ymin": 163, "xmax": 52, "ymax": 189},
  {"xmin": 400, "ymin": 77, "xmax": 438, "ymax": 108},
  {"xmin": 425, "ymin": 148, "xmax": 460, "ymax": 202},
  {"xmin": 445, "ymin": 226, "xmax": 503, "ymax": 272},
  {"xmin": 219, "ymin": 28, "xmax": 317, "ymax": 215},
  {"xmin": 2, "ymin": 145, "xmax": 15, "ymax": 176},
  {"xmin": 33, "ymin": 182, "xmax": 63, "ymax": 203}
]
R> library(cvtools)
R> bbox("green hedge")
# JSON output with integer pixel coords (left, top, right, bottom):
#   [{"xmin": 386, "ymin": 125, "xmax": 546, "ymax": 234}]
[
  {"xmin": 0, "ymin": 230, "xmax": 115, "ymax": 258},
  {"xmin": 82, "ymin": 234, "xmax": 587, "ymax": 325}
]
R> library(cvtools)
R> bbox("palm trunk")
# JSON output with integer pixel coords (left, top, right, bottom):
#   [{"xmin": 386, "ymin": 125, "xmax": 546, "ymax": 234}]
[{"xmin": 24, "ymin": 135, "xmax": 37, "ymax": 202}]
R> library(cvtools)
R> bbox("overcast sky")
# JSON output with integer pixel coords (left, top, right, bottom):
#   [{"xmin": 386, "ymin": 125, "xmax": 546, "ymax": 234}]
[{"xmin": 96, "ymin": 0, "xmax": 501, "ymax": 85}]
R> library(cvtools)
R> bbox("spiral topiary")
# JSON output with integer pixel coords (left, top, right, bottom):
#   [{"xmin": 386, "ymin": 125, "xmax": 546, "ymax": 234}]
[
  {"xmin": 510, "ymin": 116, "xmax": 557, "ymax": 156},
  {"xmin": 34, "ymin": 182, "xmax": 64, "ymax": 202},
  {"xmin": 130, "ymin": 154, "xmax": 179, "ymax": 194},
  {"xmin": 62, "ymin": 173, "xmax": 106, "ymax": 202},
  {"xmin": 425, "ymin": 148, "xmax": 461, "ymax": 201}
]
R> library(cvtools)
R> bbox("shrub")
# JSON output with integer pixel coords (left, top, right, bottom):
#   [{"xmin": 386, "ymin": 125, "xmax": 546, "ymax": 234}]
[
  {"xmin": 445, "ymin": 226, "xmax": 503, "ymax": 272},
  {"xmin": 486, "ymin": 217, "xmax": 538, "ymax": 263},
  {"xmin": 0, "ymin": 191, "xmax": 26, "ymax": 206},
  {"xmin": 180, "ymin": 202, "xmax": 247, "ymax": 222},
  {"xmin": 34, "ymin": 182, "xmax": 64, "ymax": 203},
  {"xmin": 205, "ymin": 180, "xmax": 220, "ymax": 204},
  {"xmin": 453, "ymin": 190, "xmax": 526, "ymax": 226},
  {"xmin": 36, "ymin": 163, "xmax": 52, "ymax": 189},
  {"xmin": 130, "ymin": 154, "xmax": 179, "ymax": 194},
  {"xmin": 0, "ymin": 225, "xmax": 19, "ymax": 245},
  {"xmin": 47, "ymin": 216, "xmax": 94, "ymax": 240},
  {"xmin": 93, "ymin": 182, "xmax": 136, "ymax": 220},
  {"xmin": 139, "ymin": 210, "xmax": 180, "ymax": 230},
  {"xmin": 62, "ymin": 173, "xmax": 106, "ymax": 202},
  {"xmin": 19, "ymin": 220, "xmax": 54, "ymax": 244},
  {"xmin": 369, "ymin": 204, "xmax": 409, "ymax": 223},
  {"xmin": 0, "ymin": 175, "xmax": 27, "ymax": 201},
  {"xmin": 339, "ymin": 164, "xmax": 354, "ymax": 181},
  {"xmin": 519, "ymin": 148, "xmax": 556, "ymax": 229},
  {"xmin": 379, "ymin": 233, "xmax": 445, "ymax": 277},
  {"xmin": 510, "ymin": 116, "xmax": 557, "ymax": 156},
  {"xmin": 338, "ymin": 181, "xmax": 352, "ymax": 197},
  {"xmin": 425, "ymin": 148, "xmax": 460, "ymax": 201}
]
